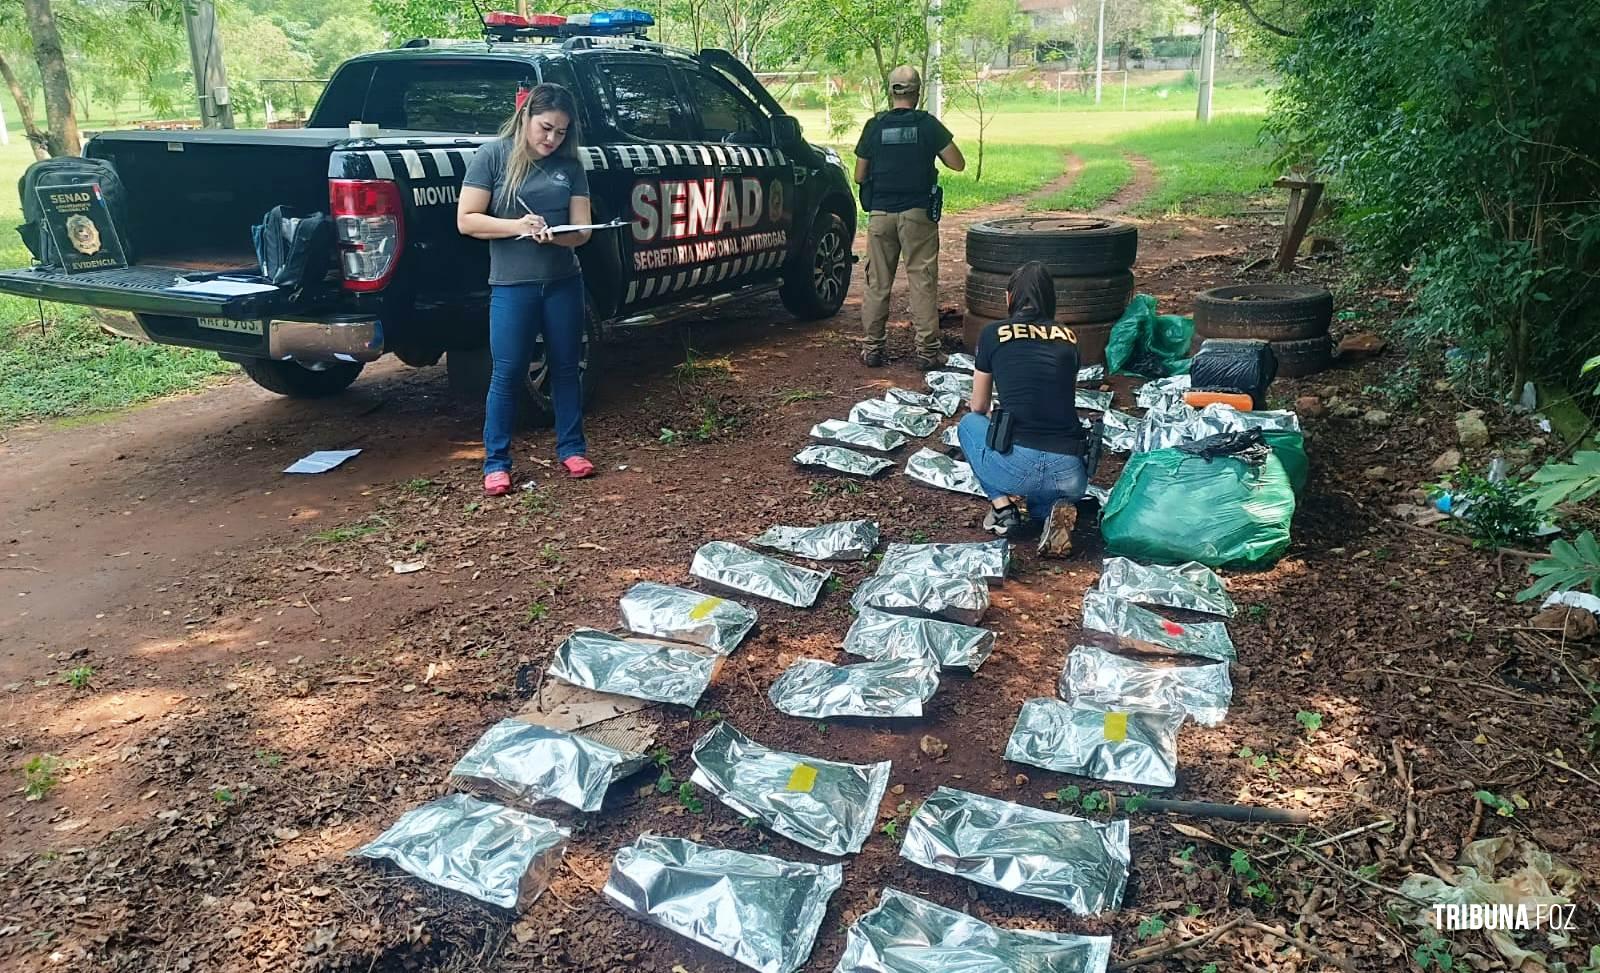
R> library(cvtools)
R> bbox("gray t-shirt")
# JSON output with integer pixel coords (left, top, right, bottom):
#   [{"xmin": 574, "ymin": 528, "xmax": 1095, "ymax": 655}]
[{"xmin": 462, "ymin": 138, "xmax": 591, "ymax": 285}]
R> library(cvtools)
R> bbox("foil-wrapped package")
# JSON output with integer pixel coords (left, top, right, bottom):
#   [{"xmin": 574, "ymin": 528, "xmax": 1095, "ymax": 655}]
[
  {"xmin": 691, "ymin": 541, "xmax": 832, "ymax": 608},
  {"xmin": 837, "ymin": 887, "xmax": 1114, "ymax": 973},
  {"xmin": 1101, "ymin": 409, "xmax": 1139, "ymax": 452},
  {"xmin": 1081, "ymin": 589, "xmax": 1236, "ymax": 661},
  {"xmin": 843, "ymin": 607, "xmax": 996, "ymax": 673},
  {"xmin": 1083, "ymin": 483, "xmax": 1110, "ymax": 505},
  {"xmin": 810, "ymin": 419, "xmax": 909, "ymax": 454},
  {"xmin": 689, "ymin": 722, "xmax": 890, "ymax": 855},
  {"xmin": 1078, "ymin": 364, "xmax": 1105, "ymax": 384},
  {"xmin": 926, "ymin": 370, "xmax": 975, "ymax": 398},
  {"xmin": 879, "ymin": 539, "xmax": 1009, "ymax": 581},
  {"xmin": 1060, "ymin": 644, "xmax": 1232, "ymax": 726},
  {"xmin": 941, "ymin": 425, "xmax": 961, "ymax": 448},
  {"xmin": 751, "ymin": 520, "xmax": 880, "ymax": 562},
  {"xmin": 619, "ymin": 581, "xmax": 757, "ymax": 655},
  {"xmin": 886, "ymin": 386, "xmax": 963, "ymax": 417},
  {"xmin": 1097, "ymin": 556, "xmax": 1237, "ymax": 617},
  {"xmin": 548, "ymin": 628, "xmax": 720, "ymax": 706},
  {"xmin": 768, "ymin": 657, "xmax": 940, "ymax": 719},
  {"xmin": 899, "ymin": 787, "xmax": 1130, "ymax": 914},
  {"xmin": 945, "ymin": 353, "xmax": 976, "ymax": 372},
  {"xmin": 1075, "ymin": 389, "xmax": 1113, "ymax": 412},
  {"xmin": 353, "ymin": 793, "xmax": 569, "ymax": 911},
  {"xmin": 849, "ymin": 399, "xmax": 941, "ymax": 438},
  {"xmin": 1134, "ymin": 373, "xmax": 1191, "ymax": 410},
  {"xmin": 904, "ymin": 447, "xmax": 987, "ymax": 497},
  {"xmin": 449, "ymin": 719, "xmax": 649, "ymax": 812},
  {"xmin": 1132, "ymin": 402, "xmax": 1302, "ymax": 453},
  {"xmin": 851, "ymin": 572, "xmax": 990, "ymax": 626},
  {"xmin": 604, "ymin": 835, "xmax": 842, "ymax": 973},
  {"xmin": 1004, "ymin": 697, "xmax": 1183, "ymax": 787},
  {"xmin": 793, "ymin": 444, "xmax": 894, "ymax": 478}
]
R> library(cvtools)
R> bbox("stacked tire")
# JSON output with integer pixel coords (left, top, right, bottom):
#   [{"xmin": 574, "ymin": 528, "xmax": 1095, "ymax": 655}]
[
  {"xmin": 1193, "ymin": 285, "xmax": 1335, "ymax": 378},
  {"xmin": 962, "ymin": 216, "xmax": 1139, "ymax": 366}
]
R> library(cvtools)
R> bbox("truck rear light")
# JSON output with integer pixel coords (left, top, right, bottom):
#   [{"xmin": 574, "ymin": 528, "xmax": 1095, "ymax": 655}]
[{"xmin": 330, "ymin": 179, "xmax": 404, "ymax": 293}]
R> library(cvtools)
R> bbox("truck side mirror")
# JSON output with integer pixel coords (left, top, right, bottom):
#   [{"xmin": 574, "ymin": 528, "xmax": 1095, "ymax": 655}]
[{"xmin": 770, "ymin": 114, "xmax": 803, "ymax": 146}]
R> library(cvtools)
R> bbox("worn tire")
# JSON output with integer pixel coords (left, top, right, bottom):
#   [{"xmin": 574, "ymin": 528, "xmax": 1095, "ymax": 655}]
[
  {"xmin": 238, "ymin": 358, "xmax": 363, "ymax": 398},
  {"xmin": 447, "ymin": 302, "xmax": 601, "ymax": 428},
  {"xmin": 965, "ymin": 269, "xmax": 1133, "ymax": 323},
  {"xmin": 1194, "ymin": 284, "xmax": 1333, "ymax": 341},
  {"xmin": 962, "ymin": 311, "xmax": 1116, "ymax": 367},
  {"xmin": 1270, "ymin": 335, "xmax": 1334, "ymax": 378},
  {"xmin": 965, "ymin": 216, "xmax": 1138, "ymax": 276},
  {"xmin": 780, "ymin": 211, "xmax": 852, "ymax": 320}
]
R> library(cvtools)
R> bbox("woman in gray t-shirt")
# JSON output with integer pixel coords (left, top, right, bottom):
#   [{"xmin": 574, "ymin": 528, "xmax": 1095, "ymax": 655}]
[{"xmin": 458, "ymin": 83, "xmax": 595, "ymax": 494}]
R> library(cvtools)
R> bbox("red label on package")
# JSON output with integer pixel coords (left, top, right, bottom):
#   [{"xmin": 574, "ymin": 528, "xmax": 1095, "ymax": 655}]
[{"xmin": 1161, "ymin": 620, "xmax": 1185, "ymax": 637}]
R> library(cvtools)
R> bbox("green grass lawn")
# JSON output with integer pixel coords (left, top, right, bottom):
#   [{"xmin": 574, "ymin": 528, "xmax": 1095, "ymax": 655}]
[{"xmin": 1028, "ymin": 143, "xmax": 1135, "ymax": 212}]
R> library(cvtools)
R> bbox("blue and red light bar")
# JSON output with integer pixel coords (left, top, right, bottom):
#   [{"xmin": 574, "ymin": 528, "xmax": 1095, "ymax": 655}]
[{"xmin": 483, "ymin": 8, "xmax": 655, "ymax": 40}]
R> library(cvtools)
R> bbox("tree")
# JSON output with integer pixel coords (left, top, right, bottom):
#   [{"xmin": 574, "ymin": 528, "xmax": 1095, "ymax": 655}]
[
  {"xmin": 24, "ymin": 0, "xmax": 81, "ymax": 156},
  {"xmin": 782, "ymin": 0, "xmax": 936, "ymax": 97},
  {"xmin": 943, "ymin": 0, "xmax": 1023, "ymax": 181},
  {"xmin": 306, "ymin": 15, "xmax": 388, "ymax": 76},
  {"xmin": 219, "ymin": 10, "xmax": 314, "ymax": 125}
]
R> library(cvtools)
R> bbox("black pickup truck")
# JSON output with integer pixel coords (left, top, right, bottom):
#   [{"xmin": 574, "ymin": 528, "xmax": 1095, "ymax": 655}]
[{"xmin": 0, "ymin": 21, "xmax": 857, "ymax": 422}]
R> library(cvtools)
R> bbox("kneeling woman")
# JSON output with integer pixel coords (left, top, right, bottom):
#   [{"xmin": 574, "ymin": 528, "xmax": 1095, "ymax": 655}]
[
  {"xmin": 458, "ymin": 83, "xmax": 595, "ymax": 495},
  {"xmin": 955, "ymin": 260, "xmax": 1088, "ymax": 555}
]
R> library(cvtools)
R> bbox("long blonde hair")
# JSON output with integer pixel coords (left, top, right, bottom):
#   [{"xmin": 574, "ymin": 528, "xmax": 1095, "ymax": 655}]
[{"xmin": 494, "ymin": 83, "xmax": 582, "ymax": 216}]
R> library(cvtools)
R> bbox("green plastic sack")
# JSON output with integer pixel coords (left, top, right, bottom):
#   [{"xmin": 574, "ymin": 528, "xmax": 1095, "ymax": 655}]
[
  {"xmin": 1106, "ymin": 293, "xmax": 1195, "ymax": 378},
  {"xmin": 1102, "ymin": 433, "xmax": 1302, "ymax": 569}
]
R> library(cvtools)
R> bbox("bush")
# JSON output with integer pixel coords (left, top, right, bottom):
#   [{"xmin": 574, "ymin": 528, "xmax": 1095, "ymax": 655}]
[{"xmin": 1264, "ymin": 0, "xmax": 1600, "ymax": 394}]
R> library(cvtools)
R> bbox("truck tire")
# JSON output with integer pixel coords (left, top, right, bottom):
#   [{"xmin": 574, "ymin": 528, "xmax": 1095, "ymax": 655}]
[
  {"xmin": 446, "ymin": 306, "xmax": 601, "ymax": 429},
  {"xmin": 1270, "ymin": 335, "xmax": 1334, "ymax": 378},
  {"xmin": 238, "ymin": 358, "xmax": 364, "ymax": 398},
  {"xmin": 964, "ymin": 269, "xmax": 1133, "ymax": 323},
  {"xmin": 1194, "ymin": 285, "xmax": 1333, "ymax": 341},
  {"xmin": 965, "ymin": 216, "xmax": 1138, "ymax": 276},
  {"xmin": 780, "ymin": 211, "xmax": 852, "ymax": 319}
]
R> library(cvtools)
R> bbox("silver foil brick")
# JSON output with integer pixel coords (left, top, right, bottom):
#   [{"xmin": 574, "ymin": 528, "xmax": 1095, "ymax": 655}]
[
  {"xmin": 1078, "ymin": 364, "xmax": 1105, "ymax": 384},
  {"xmin": 1096, "ymin": 556, "xmax": 1237, "ymax": 617},
  {"xmin": 548, "ymin": 628, "xmax": 720, "ymax": 707},
  {"xmin": 836, "ymin": 887, "xmax": 1113, "ymax": 973},
  {"xmin": 449, "ymin": 719, "xmax": 648, "ymax": 812},
  {"xmin": 691, "ymin": 541, "xmax": 832, "ymax": 608},
  {"xmin": 794, "ymin": 445, "xmax": 894, "ymax": 478},
  {"xmin": 941, "ymin": 424, "xmax": 960, "ymax": 448},
  {"xmin": 1060, "ymin": 644, "xmax": 1232, "ymax": 726},
  {"xmin": 843, "ymin": 607, "xmax": 995, "ymax": 673},
  {"xmin": 751, "ymin": 520, "xmax": 880, "ymax": 562},
  {"xmin": 879, "ymin": 539, "xmax": 1009, "ymax": 581},
  {"xmin": 1132, "ymin": 402, "xmax": 1301, "ymax": 453},
  {"xmin": 690, "ymin": 722, "xmax": 890, "ymax": 855},
  {"xmin": 353, "ymin": 793, "xmax": 569, "ymax": 911},
  {"xmin": 768, "ymin": 657, "xmax": 940, "ymax": 719},
  {"xmin": 1101, "ymin": 409, "xmax": 1139, "ymax": 453},
  {"xmin": 849, "ymin": 399, "xmax": 942, "ymax": 437},
  {"xmin": 886, "ymin": 386, "xmax": 962, "ymax": 417},
  {"xmin": 851, "ymin": 572, "xmax": 990, "ymax": 626},
  {"xmin": 1082, "ymin": 589, "xmax": 1236, "ymax": 661},
  {"xmin": 925, "ymin": 370, "xmax": 975, "ymax": 398},
  {"xmin": 604, "ymin": 834, "xmax": 842, "ymax": 973},
  {"xmin": 945, "ymin": 353, "xmax": 976, "ymax": 372},
  {"xmin": 1076, "ymin": 389, "xmax": 1113, "ymax": 412},
  {"xmin": 904, "ymin": 447, "xmax": 986, "ymax": 497},
  {"xmin": 898, "ymin": 787, "xmax": 1130, "ymax": 914},
  {"xmin": 1134, "ymin": 373, "xmax": 1191, "ymax": 410},
  {"xmin": 619, "ymin": 581, "xmax": 756, "ymax": 655},
  {"xmin": 810, "ymin": 419, "xmax": 909, "ymax": 454},
  {"xmin": 1005, "ymin": 697, "xmax": 1183, "ymax": 787}
]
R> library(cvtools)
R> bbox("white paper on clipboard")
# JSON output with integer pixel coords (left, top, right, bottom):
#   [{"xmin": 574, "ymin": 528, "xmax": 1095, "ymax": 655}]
[{"xmin": 516, "ymin": 219, "xmax": 627, "ymax": 238}]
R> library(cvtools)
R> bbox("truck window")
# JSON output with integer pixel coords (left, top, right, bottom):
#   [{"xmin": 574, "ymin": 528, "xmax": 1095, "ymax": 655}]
[
  {"xmin": 597, "ymin": 60, "xmax": 687, "ymax": 141},
  {"xmin": 311, "ymin": 59, "xmax": 533, "ymax": 133},
  {"xmin": 687, "ymin": 70, "xmax": 769, "ymax": 144}
]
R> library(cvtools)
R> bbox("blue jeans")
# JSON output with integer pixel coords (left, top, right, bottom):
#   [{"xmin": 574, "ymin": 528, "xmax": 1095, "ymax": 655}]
[
  {"xmin": 956, "ymin": 412, "xmax": 1087, "ymax": 516},
  {"xmin": 484, "ymin": 275, "xmax": 587, "ymax": 474}
]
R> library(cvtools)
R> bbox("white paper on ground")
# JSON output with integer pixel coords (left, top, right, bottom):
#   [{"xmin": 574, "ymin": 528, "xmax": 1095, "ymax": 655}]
[{"xmin": 284, "ymin": 449, "xmax": 362, "ymax": 474}]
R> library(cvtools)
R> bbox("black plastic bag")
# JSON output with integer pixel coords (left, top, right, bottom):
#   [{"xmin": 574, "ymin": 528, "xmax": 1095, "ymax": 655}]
[{"xmin": 1190, "ymin": 339, "xmax": 1278, "ymax": 408}]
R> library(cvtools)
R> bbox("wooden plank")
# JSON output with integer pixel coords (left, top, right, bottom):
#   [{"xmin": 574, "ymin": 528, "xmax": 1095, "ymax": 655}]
[{"xmin": 1275, "ymin": 182, "xmax": 1324, "ymax": 271}]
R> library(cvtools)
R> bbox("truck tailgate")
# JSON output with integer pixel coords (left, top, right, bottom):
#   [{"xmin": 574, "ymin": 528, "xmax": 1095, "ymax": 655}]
[{"xmin": 0, "ymin": 265, "xmax": 283, "ymax": 319}]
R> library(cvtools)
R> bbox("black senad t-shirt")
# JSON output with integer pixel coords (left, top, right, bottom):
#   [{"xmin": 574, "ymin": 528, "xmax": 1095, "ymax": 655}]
[
  {"xmin": 855, "ymin": 108, "xmax": 953, "ymax": 213},
  {"xmin": 975, "ymin": 319, "xmax": 1085, "ymax": 454}
]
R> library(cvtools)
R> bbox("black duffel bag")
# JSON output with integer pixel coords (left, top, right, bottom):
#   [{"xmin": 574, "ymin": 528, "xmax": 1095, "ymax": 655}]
[{"xmin": 17, "ymin": 156, "xmax": 134, "ymax": 267}]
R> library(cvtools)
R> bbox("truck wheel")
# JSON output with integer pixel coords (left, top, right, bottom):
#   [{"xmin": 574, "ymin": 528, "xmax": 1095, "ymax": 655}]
[
  {"xmin": 238, "ymin": 358, "xmax": 364, "ymax": 398},
  {"xmin": 781, "ymin": 212, "xmax": 851, "ymax": 319},
  {"xmin": 1194, "ymin": 284, "xmax": 1333, "ymax": 341},
  {"xmin": 965, "ymin": 216, "xmax": 1138, "ymax": 276},
  {"xmin": 446, "ymin": 304, "xmax": 601, "ymax": 429}
]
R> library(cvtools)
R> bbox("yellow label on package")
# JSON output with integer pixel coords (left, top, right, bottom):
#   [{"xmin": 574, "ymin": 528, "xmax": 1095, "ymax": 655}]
[
  {"xmin": 786, "ymin": 764, "xmax": 818, "ymax": 792},
  {"xmin": 688, "ymin": 596, "xmax": 725, "ymax": 621},
  {"xmin": 1103, "ymin": 711, "xmax": 1129, "ymax": 742}
]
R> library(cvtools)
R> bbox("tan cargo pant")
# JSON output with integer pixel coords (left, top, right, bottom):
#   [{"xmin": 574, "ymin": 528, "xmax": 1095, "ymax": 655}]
[{"xmin": 861, "ymin": 208, "xmax": 940, "ymax": 357}]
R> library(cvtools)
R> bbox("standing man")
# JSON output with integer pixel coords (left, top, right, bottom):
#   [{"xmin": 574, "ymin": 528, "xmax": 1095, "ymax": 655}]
[{"xmin": 855, "ymin": 65, "xmax": 965, "ymax": 369}]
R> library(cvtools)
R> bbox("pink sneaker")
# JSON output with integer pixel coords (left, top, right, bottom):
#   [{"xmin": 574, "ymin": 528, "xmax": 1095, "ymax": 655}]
[
  {"xmin": 483, "ymin": 471, "xmax": 512, "ymax": 496},
  {"xmin": 561, "ymin": 456, "xmax": 595, "ymax": 479}
]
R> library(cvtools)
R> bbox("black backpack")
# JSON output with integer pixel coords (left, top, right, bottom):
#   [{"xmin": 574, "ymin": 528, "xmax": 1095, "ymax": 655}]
[
  {"xmin": 17, "ymin": 156, "xmax": 134, "ymax": 268},
  {"xmin": 251, "ymin": 205, "xmax": 335, "ymax": 299}
]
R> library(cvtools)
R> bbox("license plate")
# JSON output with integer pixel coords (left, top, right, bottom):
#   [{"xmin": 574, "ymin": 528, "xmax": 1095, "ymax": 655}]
[{"xmin": 197, "ymin": 317, "xmax": 264, "ymax": 335}]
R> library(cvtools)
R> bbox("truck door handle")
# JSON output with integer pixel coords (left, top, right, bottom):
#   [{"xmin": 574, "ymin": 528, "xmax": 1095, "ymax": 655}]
[{"xmin": 720, "ymin": 165, "xmax": 742, "ymax": 175}]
